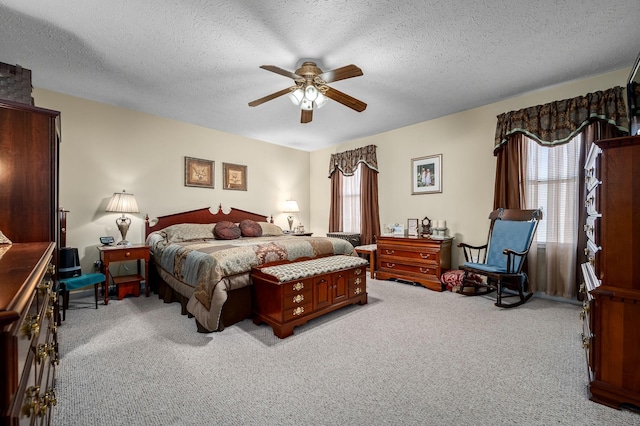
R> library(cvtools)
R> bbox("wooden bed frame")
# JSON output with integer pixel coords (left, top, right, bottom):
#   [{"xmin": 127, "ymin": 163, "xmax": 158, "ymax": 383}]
[{"xmin": 144, "ymin": 205, "xmax": 272, "ymax": 332}]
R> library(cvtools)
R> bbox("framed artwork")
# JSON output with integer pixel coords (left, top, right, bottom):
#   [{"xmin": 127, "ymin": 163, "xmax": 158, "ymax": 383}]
[
  {"xmin": 407, "ymin": 218, "xmax": 419, "ymax": 236},
  {"xmin": 411, "ymin": 154, "xmax": 442, "ymax": 194},
  {"xmin": 223, "ymin": 162, "xmax": 247, "ymax": 191},
  {"xmin": 184, "ymin": 156, "xmax": 214, "ymax": 188}
]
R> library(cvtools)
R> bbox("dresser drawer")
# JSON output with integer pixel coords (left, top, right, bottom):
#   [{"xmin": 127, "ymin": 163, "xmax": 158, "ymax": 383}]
[
  {"xmin": 102, "ymin": 246, "xmax": 149, "ymax": 262},
  {"xmin": 282, "ymin": 288, "xmax": 312, "ymax": 309},
  {"xmin": 378, "ymin": 260, "xmax": 439, "ymax": 278},
  {"xmin": 282, "ymin": 277, "xmax": 313, "ymax": 296},
  {"xmin": 378, "ymin": 246, "xmax": 440, "ymax": 264},
  {"xmin": 282, "ymin": 303, "xmax": 312, "ymax": 322}
]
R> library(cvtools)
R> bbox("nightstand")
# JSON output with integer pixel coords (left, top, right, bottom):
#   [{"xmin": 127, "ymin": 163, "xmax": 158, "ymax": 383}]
[{"xmin": 97, "ymin": 244, "xmax": 150, "ymax": 304}]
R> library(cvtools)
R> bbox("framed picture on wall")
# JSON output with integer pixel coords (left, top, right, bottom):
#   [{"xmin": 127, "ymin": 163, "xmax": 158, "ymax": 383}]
[
  {"xmin": 184, "ymin": 156, "xmax": 214, "ymax": 188},
  {"xmin": 411, "ymin": 154, "xmax": 442, "ymax": 194},
  {"xmin": 223, "ymin": 162, "xmax": 247, "ymax": 191}
]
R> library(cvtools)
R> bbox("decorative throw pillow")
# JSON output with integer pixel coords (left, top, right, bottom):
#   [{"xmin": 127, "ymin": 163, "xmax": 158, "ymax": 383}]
[
  {"xmin": 258, "ymin": 222, "xmax": 284, "ymax": 236},
  {"xmin": 239, "ymin": 219, "xmax": 262, "ymax": 237},
  {"xmin": 162, "ymin": 223, "xmax": 216, "ymax": 243},
  {"xmin": 214, "ymin": 221, "xmax": 242, "ymax": 240}
]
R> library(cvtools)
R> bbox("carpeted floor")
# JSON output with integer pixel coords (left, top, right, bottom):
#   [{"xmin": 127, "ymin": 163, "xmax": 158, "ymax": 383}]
[{"xmin": 53, "ymin": 279, "xmax": 640, "ymax": 425}]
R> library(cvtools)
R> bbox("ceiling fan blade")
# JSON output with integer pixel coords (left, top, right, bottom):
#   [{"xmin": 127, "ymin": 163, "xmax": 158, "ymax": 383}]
[
  {"xmin": 323, "ymin": 87, "xmax": 367, "ymax": 112},
  {"xmin": 260, "ymin": 65, "xmax": 301, "ymax": 80},
  {"xmin": 301, "ymin": 109, "xmax": 313, "ymax": 123},
  {"xmin": 248, "ymin": 87, "xmax": 293, "ymax": 107},
  {"xmin": 318, "ymin": 64, "xmax": 363, "ymax": 83}
]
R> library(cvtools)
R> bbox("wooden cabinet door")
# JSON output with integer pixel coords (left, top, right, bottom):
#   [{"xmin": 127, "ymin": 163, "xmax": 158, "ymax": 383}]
[
  {"xmin": 313, "ymin": 275, "xmax": 331, "ymax": 310},
  {"xmin": 332, "ymin": 271, "xmax": 349, "ymax": 304}
]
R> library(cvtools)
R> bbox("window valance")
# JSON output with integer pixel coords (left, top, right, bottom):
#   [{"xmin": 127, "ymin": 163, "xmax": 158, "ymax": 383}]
[
  {"xmin": 328, "ymin": 144, "xmax": 378, "ymax": 177},
  {"xmin": 494, "ymin": 86, "xmax": 628, "ymax": 154}
]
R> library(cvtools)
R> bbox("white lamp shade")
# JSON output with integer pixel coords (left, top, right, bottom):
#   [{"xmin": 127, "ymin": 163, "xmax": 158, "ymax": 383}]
[
  {"xmin": 300, "ymin": 98, "xmax": 313, "ymax": 110},
  {"xmin": 304, "ymin": 84, "xmax": 318, "ymax": 101},
  {"xmin": 106, "ymin": 190, "xmax": 139, "ymax": 213},
  {"xmin": 283, "ymin": 200, "xmax": 300, "ymax": 213},
  {"xmin": 288, "ymin": 88, "xmax": 304, "ymax": 105},
  {"xmin": 315, "ymin": 92, "xmax": 328, "ymax": 108}
]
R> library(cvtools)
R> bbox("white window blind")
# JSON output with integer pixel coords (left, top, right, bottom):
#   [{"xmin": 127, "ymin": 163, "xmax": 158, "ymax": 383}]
[
  {"xmin": 524, "ymin": 135, "xmax": 582, "ymax": 244},
  {"xmin": 342, "ymin": 165, "xmax": 361, "ymax": 233}
]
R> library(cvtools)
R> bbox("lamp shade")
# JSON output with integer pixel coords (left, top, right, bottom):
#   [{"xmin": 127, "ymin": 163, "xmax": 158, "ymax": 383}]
[
  {"xmin": 283, "ymin": 200, "xmax": 299, "ymax": 213},
  {"xmin": 106, "ymin": 190, "xmax": 139, "ymax": 213}
]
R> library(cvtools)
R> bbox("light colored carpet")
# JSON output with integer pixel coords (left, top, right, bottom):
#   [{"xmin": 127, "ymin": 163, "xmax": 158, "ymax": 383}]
[{"xmin": 53, "ymin": 279, "xmax": 640, "ymax": 426}]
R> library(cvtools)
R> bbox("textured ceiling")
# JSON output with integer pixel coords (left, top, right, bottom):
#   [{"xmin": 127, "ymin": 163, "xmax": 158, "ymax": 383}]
[{"xmin": 1, "ymin": 1, "xmax": 639, "ymax": 151}]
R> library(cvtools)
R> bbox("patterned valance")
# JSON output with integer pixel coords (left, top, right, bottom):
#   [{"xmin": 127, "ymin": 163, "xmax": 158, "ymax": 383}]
[
  {"xmin": 494, "ymin": 86, "xmax": 628, "ymax": 154},
  {"xmin": 328, "ymin": 144, "xmax": 378, "ymax": 177}
]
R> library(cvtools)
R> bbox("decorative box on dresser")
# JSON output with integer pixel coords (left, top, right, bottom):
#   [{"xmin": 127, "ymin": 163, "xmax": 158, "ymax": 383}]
[
  {"xmin": 0, "ymin": 243, "xmax": 58, "ymax": 425},
  {"xmin": 0, "ymin": 99, "xmax": 61, "ymax": 424},
  {"xmin": 580, "ymin": 134, "xmax": 640, "ymax": 410},
  {"xmin": 376, "ymin": 236, "xmax": 452, "ymax": 291}
]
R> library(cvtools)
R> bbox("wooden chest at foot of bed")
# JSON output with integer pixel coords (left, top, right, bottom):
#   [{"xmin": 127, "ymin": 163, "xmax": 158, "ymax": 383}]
[{"xmin": 251, "ymin": 256, "xmax": 368, "ymax": 338}]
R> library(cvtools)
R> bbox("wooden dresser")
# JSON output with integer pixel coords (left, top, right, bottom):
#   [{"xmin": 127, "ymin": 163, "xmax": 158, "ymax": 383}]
[
  {"xmin": 580, "ymin": 134, "xmax": 640, "ymax": 410},
  {"xmin": 376, "ymin": 236, "xmax": 452, "ymax": 291},
  {"xmin": 0, "ymin": 99, "xmax": 61, "ymax": 425},
  {"xmin": 0, "ymin": 243, "xmax": 58, "ymax": 425}
]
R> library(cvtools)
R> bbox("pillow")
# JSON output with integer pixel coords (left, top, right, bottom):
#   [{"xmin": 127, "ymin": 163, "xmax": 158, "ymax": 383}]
[
  {"xmin": 162, "ymin": 223, "xmax": 216, "ymax": 243},
  {"xmin": 259, "ymin": 222, "xmax": 284, "ymax": 236},
  {"xmin": 239, "ymin": 219, "xmax": 262, "ymax": 237},
  {"xmin": 214, "ymin": 221, "xmax": 242, "ymax": 240}
]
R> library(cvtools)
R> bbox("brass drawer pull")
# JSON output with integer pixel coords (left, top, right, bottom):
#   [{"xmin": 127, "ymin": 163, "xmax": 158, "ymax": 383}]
[
  {"xmin": 419, "ymin": 267, "xmax": 431, "ymax": 274},
  {"xmin": 355, "ymin": 268, "xmax": 362, "ymax": 275},
  {"xmin": 292, "ymin": 282, "xmax": 304, "ymax": 291},
  {"xmin": 419, "ymin": 253, "xmax": 431, "ymax": 259},
  {"xmin": 385, "ymin": 263, "xmax": 396, "ymax": 268},
  {"xmin": 292, "ymin": 294, "xmax": 304, "ymax": 304},
  {"xmin": 354, "ymin": 287, "xmax": 362, "ymax": 295},
  {"xmin": 292, "ymin": 307, "xmax": 304, "ymax": 316},
  {"xmin": 354, "ymin": 277, "xmax": 362, "ymax": 285},
  {"xmin": 385, "ymin": 249, "xmax": 395, "ymax": 255}
]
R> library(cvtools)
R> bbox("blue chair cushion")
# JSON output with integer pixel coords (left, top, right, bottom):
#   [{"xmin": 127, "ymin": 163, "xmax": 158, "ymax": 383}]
[
  {"xmin": 484, "ymin": 220, "xmax": 535, "ymax": 273},
  {"xmin": 60, "ymin": 273, "xmax": 106, "ymax": 291}
]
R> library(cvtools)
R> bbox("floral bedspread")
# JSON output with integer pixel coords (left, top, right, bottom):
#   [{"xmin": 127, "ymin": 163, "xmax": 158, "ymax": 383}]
[{"xmin": 146, "ymin": 233, "xmax": 356, "ymax": 311}]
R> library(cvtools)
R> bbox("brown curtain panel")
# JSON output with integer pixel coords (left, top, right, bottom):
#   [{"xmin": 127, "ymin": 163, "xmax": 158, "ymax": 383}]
[
  {"xmin": 359, "ymin": 165, "xmax": 381, "ymax": 245},
  {"xmin": 328, "ymin": 171, "xmax": 343, "ymax": 232},
  {"xmin": 328, "ymin": 144, "xmax": 380, "ymax": 242},
  {"xmin": 493, "ymin": 133, "xmax": 527, "ymax": 209}
]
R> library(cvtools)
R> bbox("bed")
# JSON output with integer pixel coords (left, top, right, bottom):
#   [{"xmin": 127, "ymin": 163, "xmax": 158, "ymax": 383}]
[{"xmin": 144, "ymin": 205, "xmax": 357, "ymax": 332}]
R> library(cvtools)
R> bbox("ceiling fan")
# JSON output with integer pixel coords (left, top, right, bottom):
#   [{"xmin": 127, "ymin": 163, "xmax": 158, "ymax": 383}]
[{"xmin": 248, "ymin": 61, "xmax": 367, "ymax": 124}]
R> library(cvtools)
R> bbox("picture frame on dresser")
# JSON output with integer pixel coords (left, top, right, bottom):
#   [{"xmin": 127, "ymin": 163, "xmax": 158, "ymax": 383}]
[
  {"xmin": 184, "ymin": 156, "xmax": 214, "ymax": 188},
  {"xmin": 411, "ymin": 154, "xmax": 442, "ymax": 194},
  {"xmin": 223, "ymin": 162, "xmax": 247, "ymax": 191}
]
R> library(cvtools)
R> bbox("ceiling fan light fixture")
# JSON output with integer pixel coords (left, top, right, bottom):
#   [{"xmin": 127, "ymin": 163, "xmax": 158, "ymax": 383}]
[
  {"xmin": 300, "ymin": 98, "xmax": 313, "ymax": 110},
  {"xmin": 289, "ymin": 88, "xmax": 304, "ymax": 105},
  {"xmin": 315, "ymin": 92, "xmax": 328, "ymax": 109},
  {"xmin": 304, "ymin": 84, "xmax": 318, "ymax": 102}
]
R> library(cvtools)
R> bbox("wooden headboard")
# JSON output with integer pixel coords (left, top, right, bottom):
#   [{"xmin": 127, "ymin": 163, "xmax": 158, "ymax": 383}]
[{"xmin": 144, "ymin": 204, "xmax": 271, "ymax": 238}]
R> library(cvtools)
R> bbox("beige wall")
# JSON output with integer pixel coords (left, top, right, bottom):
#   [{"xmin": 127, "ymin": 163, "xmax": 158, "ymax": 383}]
[
  {"xmin": 309, "ymin": 68, "xmax": 630, "ymax": 268},
  {"xmin": 33, "ymin": 89, "xmax": 310, "ymax": 272},
  {"xmin": 33, "ymin": 67, "xmax": 628, "ymax": 272}
]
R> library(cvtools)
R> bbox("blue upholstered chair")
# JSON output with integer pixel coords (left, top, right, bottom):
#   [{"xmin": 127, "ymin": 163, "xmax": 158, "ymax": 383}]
[
  {"xmin": 458, "ymin": 208, "xmax": 542, "ymax": 308},
  {"xmin": 59, "ymin": 272, "xmax": 106, "ymax": 320}
]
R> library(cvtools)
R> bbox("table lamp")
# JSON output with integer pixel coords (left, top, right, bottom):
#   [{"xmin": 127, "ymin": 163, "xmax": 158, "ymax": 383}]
[
  {"xmin": 282, "ymin": 200, "xmax": 299, "ymax": 232},
  {"xmin": 106, "ymin": 190, "xmax": 139, "ymax": 245}
]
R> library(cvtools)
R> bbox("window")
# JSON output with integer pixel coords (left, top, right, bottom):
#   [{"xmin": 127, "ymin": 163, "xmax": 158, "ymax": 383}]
[
  {"xmin": 523, "ymin": 134, "xmax": 583, "ymax": 244},
  {"xmin": 342, "ymin": 165, "xmax": 361, "ymax": 233}
]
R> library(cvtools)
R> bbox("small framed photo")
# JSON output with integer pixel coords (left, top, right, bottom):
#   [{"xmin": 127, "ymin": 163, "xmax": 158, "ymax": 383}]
[
  {"xmin": 407, "ymin": 218, "xmax": 419, "ymax": 236},
  {"xmin": 412, "ymin": 154, "xmax": 442, "ymax": 195},
  {"xmin": 185, "ymin": 157, "xmax": 214, "ymax": 188},
  {"xmin": 223, "ymin": 163, "xmax": 247, "ymax": 191}
]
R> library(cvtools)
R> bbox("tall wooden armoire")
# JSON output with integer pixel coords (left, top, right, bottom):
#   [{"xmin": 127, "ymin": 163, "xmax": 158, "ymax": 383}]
[
  {"xmin": 0, "ymin": 99, "xmax": 61, "ymax": 425},
  {"xmin": 581, "ymin": 134, "xmax": 640, "ymax": 410}
]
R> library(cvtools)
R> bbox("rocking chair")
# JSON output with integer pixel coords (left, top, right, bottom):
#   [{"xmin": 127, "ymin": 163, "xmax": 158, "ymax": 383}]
[{"xmin": 458, "ymin": 208, "xmax": 542, "ymax": 308}]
